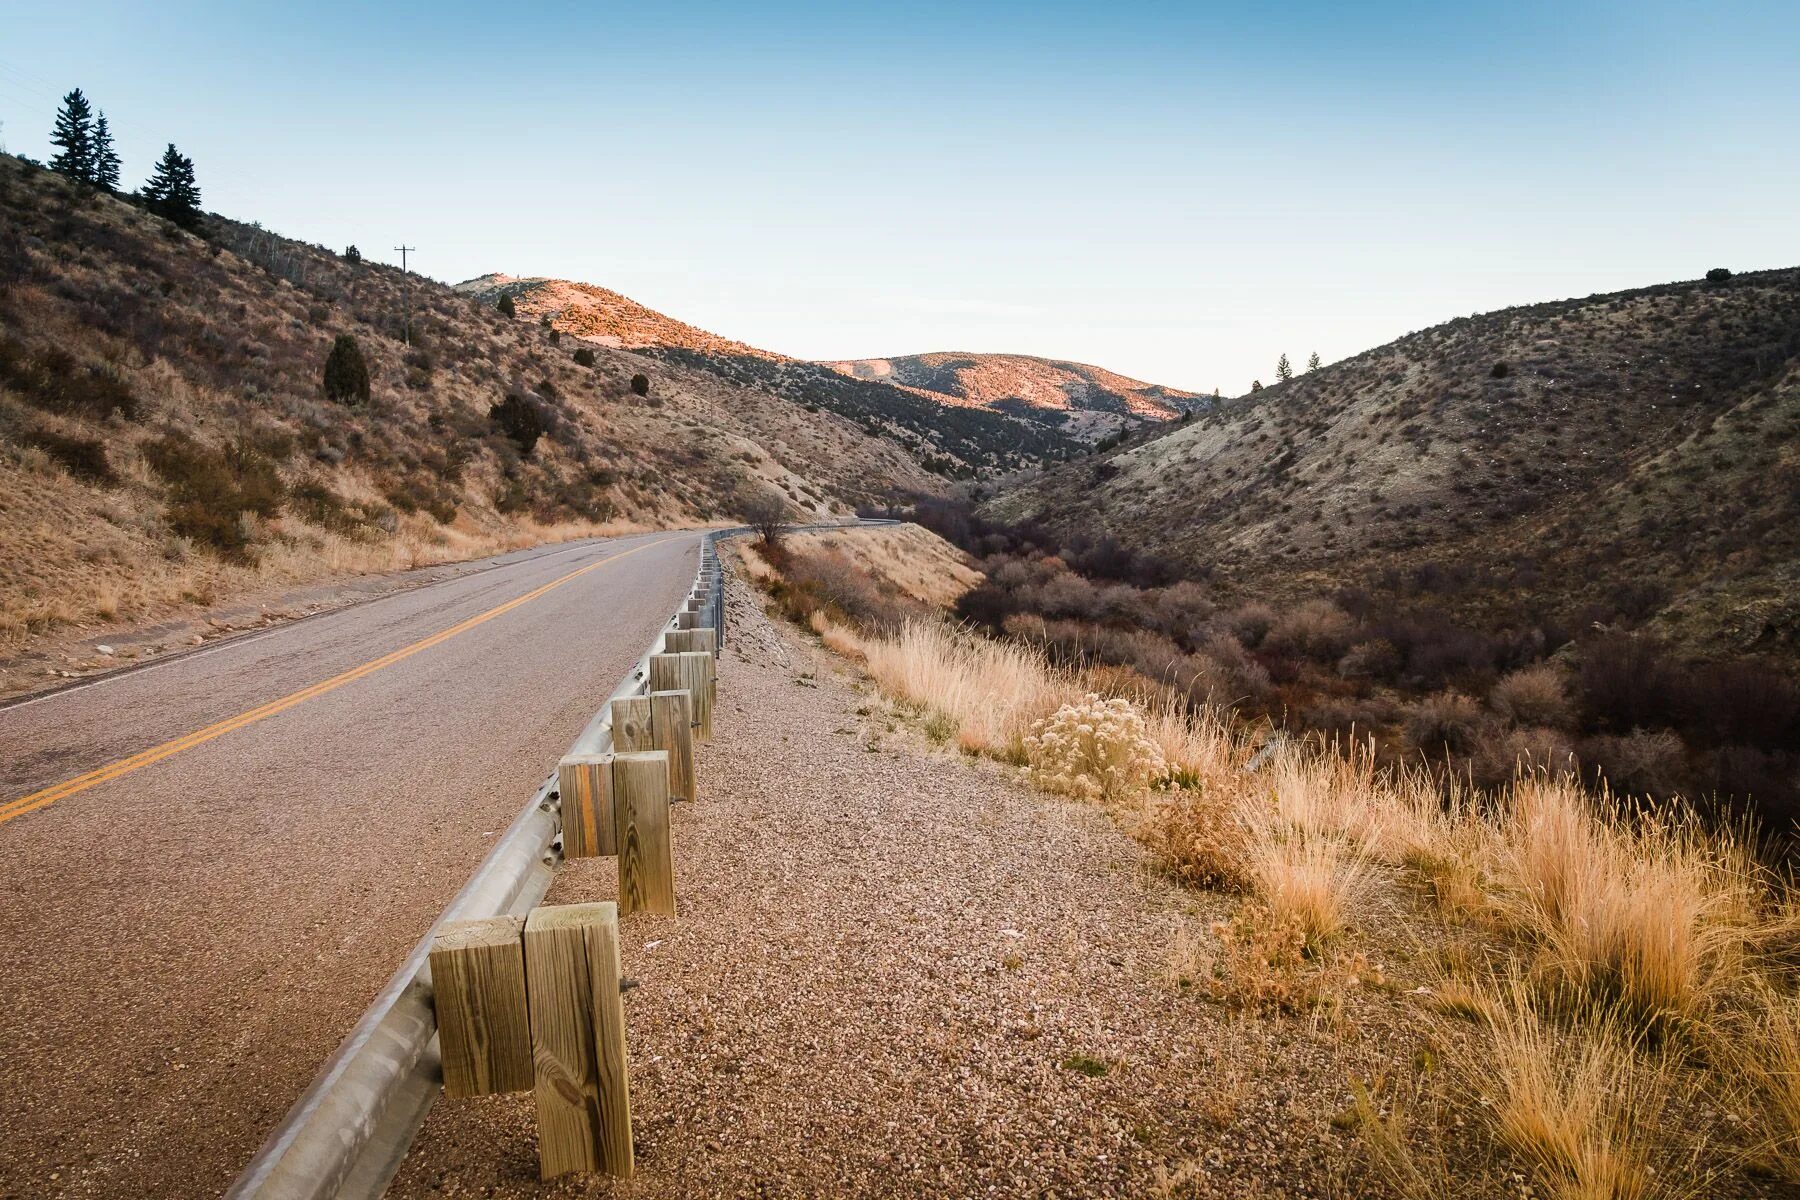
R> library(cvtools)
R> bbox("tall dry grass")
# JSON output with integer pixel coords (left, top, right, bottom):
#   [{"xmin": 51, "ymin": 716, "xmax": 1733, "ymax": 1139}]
[
  {"xmin": 861, "ymin": 619, "xmax": 1079, "ymax": 761},
  {"xmin": 773, "ymin": 569, "xmax": 1796, "ymax": 1198}
]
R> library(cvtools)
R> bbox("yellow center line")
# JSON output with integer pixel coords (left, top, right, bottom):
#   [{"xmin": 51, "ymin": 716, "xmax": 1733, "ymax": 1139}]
[{"xmin": 0, "ymin": 536, "xmax": 682, "ymax": 828}]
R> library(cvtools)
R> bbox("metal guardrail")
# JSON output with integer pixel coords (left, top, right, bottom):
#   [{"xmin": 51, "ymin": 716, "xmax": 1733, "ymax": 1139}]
[
  {"xmin": 229, "ymin": 519, "xmax": 890, "ymax": 1198},
  {"xmin": 227, "ymin": 533, "xmax": 726, "ymax": 1200}
]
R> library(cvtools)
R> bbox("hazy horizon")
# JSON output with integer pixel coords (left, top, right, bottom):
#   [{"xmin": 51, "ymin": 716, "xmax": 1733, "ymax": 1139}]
[{"xmin": 4, "ymin": 0, "xmax": 1796, "ymax": 393}]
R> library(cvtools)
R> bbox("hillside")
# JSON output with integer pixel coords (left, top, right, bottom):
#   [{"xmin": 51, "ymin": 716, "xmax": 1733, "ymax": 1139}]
[
  {"xmin": 826, "ymin": 351, "xmax": 1207, "ymax": 441},
  {"xmin": 0, "ymin": 155, "xmax": 944, "ymax": 675},
  {"xmin": 456, "ymin": 275, "xmax": 1081, "ymax": 477},
  {"xmin": 989, "ymin": 268, "xmax": 1800, "ymax": 664}
]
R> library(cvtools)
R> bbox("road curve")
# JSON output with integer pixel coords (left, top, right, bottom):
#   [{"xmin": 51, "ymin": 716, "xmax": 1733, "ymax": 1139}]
[{"xmin": 0, "ymin": 530, "xmax": 702, "ymax": 1199}]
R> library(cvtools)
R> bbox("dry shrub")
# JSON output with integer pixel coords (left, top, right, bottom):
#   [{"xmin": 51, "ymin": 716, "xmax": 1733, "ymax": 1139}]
[
  {"xmin": 1142, "ymin": 786, "xmax": 1252, "ymax": 890},
  {"xmin": 1222, "ymin": 600, "xmax": 1277, "ymax": 647},
  {"xmin": 1578, "ymin": 730, "xmax": 1689, "ymax": 801},
  {"xmin": 1491, "ymin": 663, "xmax": 1575, "ymax": 728},
  {"xmin": 1023, "ymin": 693, "xmax": 1166, "ymax": 803},
  {"xmin": 1263, "ymin": 598, "xmax": 1357, "ymax": 661},
  {"xmin": 1404, "ymin": 691, "xmax": 1488, "ymax": 759},
  {"xmin": 1195, "ymin": 902, "xmax": 1346, "ymax": 1014},
  {"xmin": 1472, "ymin": 725, "xmax": 1580, "ymax": 790}
]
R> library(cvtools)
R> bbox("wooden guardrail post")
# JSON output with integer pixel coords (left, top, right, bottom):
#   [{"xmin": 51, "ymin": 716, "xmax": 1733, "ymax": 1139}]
[
  {"xmin": 611, "ymin": 751, "xmax": 675, "ymax": 916},
  {"xmin": 675, "ymin": 609, "xmax": 701, "ymax": 631},
  {"xmin": 556, "ymin": 754, "xmax": 615, "ymax": 857},
  {"xmin": 609, "ymin": 697, "xmax": 653, "ymax": 750},
  {"xmin": 429, "ymin": 916, "xmax": 533, "ymax": 1098},
  {"xmin": 524, "ymin": 903, "xmax": 633, "ymax": 1179},
  {"xmin": 664, "ymin": 628, "xmax": 714, "ymax": 656},
  {"xmin": 649, "ymin": 690, "xmax": 695, "ymax": 802},
  {"xmin": 649, "ymin": 651, "xmax": 714, "ymax": 741}
]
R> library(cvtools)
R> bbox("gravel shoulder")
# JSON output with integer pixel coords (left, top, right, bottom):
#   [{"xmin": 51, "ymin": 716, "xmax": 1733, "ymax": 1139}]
[{"xmin": 393, "ymin": 568, "xmax": 1417, "ymax": 1198}]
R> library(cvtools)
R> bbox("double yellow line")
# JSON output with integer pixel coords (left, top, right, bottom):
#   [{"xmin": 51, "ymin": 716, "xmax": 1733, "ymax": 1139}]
[{"xmin": 0, "ymin": 537, "xmax": 676, "ymax": 828}]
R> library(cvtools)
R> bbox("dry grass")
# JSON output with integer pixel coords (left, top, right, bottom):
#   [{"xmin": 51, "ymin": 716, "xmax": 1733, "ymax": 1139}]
[
  {"xmin": 784, "ymin": 525, "xmax": 981, "ymax": 609},
  {"xmin": 753, "ymin": 529, "xmax": 1799, "ymax": 1199},
  {"xmin": 860, "ymin": 619, "xmax": 1078, "ymax": 761},
  {"xmin": 1494, "ymin": 779, "xmax": 1761, "ymax": 1029}
]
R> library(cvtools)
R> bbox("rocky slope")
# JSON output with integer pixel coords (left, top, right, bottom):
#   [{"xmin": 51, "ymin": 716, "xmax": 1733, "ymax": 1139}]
[
  {"xmin": 456, "ymin": 276, "xmax": 1082, "ymax": 478},
  {"xmin": 827, "ymin": 351, "xmax": 1207, "ymax": 441},
  {"xmin": 0, "ymin": 156, "xmax": 939, "ymax": 661},
  {"xmin": 990, "ymin": 268, "xmax": 1800, "ymax": 664}
]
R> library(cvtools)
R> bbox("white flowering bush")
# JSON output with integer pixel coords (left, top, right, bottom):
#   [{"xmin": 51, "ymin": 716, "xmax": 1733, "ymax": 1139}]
[{"xmin": 1023, "ymin": 693, "xmax": 1166, "ymax": 803}]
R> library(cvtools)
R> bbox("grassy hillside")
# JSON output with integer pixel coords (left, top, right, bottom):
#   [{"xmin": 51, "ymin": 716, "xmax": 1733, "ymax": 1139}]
[
  {"xmin": 457, "ymin": 275, "xmax": 1082, "ymax": 478},
  {"xmin": 826, "ymin": 350, "xmax": 1208, "ymax": 442},
  {"xmin": 0, "ymin": 154, "xmax": 943, "ymax": 662},
  {"xmin": 991, "ymin": 268, "xmax": 1800, "ymax": 665}
]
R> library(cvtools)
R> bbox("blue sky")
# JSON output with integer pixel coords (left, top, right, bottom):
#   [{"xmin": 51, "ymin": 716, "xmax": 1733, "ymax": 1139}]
[{"xmin": 3, "ymin": 1, "xmax": 1796, "ymax": 393}]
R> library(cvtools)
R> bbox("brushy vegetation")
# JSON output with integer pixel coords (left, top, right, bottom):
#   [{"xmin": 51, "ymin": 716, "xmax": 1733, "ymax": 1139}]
[
  {"xmin": 749, "ymin": 528, "xmax": 1800, "ymax": 1198},
  {"xmin": 908, "ymin": 498, "xmax": 1800, "ymax": 842}
]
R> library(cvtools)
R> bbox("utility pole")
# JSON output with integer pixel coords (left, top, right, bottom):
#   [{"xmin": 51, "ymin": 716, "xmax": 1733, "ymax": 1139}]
[{"xmin": 393, "ymin": 244, "xmax": 416, "ymax": 345}]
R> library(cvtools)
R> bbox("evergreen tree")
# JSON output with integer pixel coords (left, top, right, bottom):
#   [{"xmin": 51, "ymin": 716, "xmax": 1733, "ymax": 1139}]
[
  {"xmin": 1250, "ymin": 380, "xmax": 1263, "ymax": 392},
  {"xmin": 92, "ymin": 112, "xmax": 121, "ymax": 191},
  {"xmin": 323, "ymin": 334, "xmax": 371, "ymax": 405},
  {"xmin": 141, "ymin": 143, "xmax": 202, "ymax": 229},
  {"xmin": 1306, "ymin": 351, "xmax": 1321, "ymax": 373},
  {"xmin": 1276, "ymin": 353, "xmax": 1293, "ymax": 382},
  {"xmin": 496, "ymin": 293, "xmax": 516, "ymax": 318},
  {"xmin": 48, "ymin": 88, "xmax": 96, "ymax": 182}
]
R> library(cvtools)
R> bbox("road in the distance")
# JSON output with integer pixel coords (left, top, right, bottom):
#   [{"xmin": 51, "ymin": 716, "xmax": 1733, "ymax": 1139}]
[{"xmin": 0, "ymin": 530, "xmax": 701, "ymax": 1199}]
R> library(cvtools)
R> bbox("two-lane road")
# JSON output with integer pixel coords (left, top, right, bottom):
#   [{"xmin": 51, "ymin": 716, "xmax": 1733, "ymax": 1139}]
[{"xmin": 0, "ymin": 530, "xmax": 702, "ymax": 1198}]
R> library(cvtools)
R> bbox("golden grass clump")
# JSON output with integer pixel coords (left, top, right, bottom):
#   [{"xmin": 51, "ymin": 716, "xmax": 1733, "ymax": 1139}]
[
  {"xmin": 1494, "ymin": 778, "xmax": 1761, "ymax": 1029},
  {"xmin": 1457, "ymin": 981, "xmax": 1697, "ymax": 1200},
  {"xmin": 860, "ymin": 619, "xmax": 1076, "ymax": 761}
]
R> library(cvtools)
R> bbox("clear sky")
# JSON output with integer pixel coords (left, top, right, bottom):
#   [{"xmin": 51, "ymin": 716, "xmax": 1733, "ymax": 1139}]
[{"xmin": 3, "ymin": 1, "xmax": 1796, "ymax": 393}]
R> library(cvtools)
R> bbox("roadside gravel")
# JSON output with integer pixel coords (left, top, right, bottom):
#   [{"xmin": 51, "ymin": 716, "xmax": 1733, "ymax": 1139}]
[{"xmin": 392, "ymin": 568, "xmax": 1407, "ymax": 1198}]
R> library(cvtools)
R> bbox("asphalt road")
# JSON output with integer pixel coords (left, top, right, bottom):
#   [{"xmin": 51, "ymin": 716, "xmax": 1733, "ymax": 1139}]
[{"xmin": 0, "ymin": 529, "xmax": 701, "ymax": 1199}]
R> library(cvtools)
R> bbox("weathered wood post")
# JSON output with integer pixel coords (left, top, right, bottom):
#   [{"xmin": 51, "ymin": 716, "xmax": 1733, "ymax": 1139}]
[
  {"xmin": 675, "ymin": 609, "xmax": 701, "ymax": 631},
  {"xmin": 649, "ymin": 689, "xmax": 696, "ymax": 802},
  {"xmin": 664, "ymin": 628, "xmax": 714, "ymax": 656},
  {"xmin": 649, "ymin": 651, "xmax": 714, "ymax": 741},
  {"xmin": 556, "ymin": 754, "xmax": 614, "ymax": 857},
  {"xmin": 429, "ymin": 916, "xmax": 533, "ymax": 1098},
  {"xmin": 611, "ymin": 751, "xmax": 675, "ymax": 916},
  {"xmin": 523, "ymin": 903, "xmax": 633, "ymax": 1179},
  {"xmin": 609, "ymin": 697, "xmax": 654, "ymax": 751}
]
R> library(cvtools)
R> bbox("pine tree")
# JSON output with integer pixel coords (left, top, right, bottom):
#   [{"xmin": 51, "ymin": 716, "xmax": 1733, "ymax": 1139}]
[
  {"xmin": 48, "ymin": 88, "xmax": 96, "ymax": 182},
  {"xmin": 1250, "ymin": 380, "xmax": 1263, "ymax": 392},
  {"xmin": 1276, "ymin": 353, "xmax": 1293, "ymax": 382},
  {"xmin": 141, "ymin": 143, "xmax": 202, "ymax": 229},
  {"xmin": 323, "ymin": 335, "xmax": 371, "ymax": 405},
  {"xmin": 1306, "ymin": 351, "xmax": 1321, "ymax": 373},
  {"xmin": 92, "ymin": 112, "xmax": 121, "ymax": 191},
  {"xmin": 496, "ymin": 293, "xmax": 516, "ymax": 318}
]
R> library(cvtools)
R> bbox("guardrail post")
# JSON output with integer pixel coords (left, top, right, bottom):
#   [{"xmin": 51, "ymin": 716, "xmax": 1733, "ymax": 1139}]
[
  {"xmin": 556, "ymin": 754, "xmax": 615, "ymax": 858},
  {"xmin": 675, "ymin": 609, "xmax": 701, "ymax": 631},
  {"xmin": 429, "ymin": 916, "xmax": 533, "ymax": 1098},
  {"xmin": 611, "ymin": 751, "xmax": 675, "ymax": 916},
  {"xmin": 609, "ymin": 697, "xmax": 653, "ymax": 750},
  {"xmin": 649, "ymin": 690, "xmax": 696, "ymax": 802},
  {"xmin": 664, "ymin": 628, "xmax": 713, "ymax": 656},
  {"xmin": 649, "ymin": 651, "xmax": 714, "ymax": 741},
  {"xmin": 524, "ymin": 903, "xmax": 633, "ymax": 1179}
]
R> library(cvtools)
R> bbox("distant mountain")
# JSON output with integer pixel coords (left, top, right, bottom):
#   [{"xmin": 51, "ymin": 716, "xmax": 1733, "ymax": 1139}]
[
  {"xmin": 457, "ymin": 276, "xmax": 1083, "ymax": 478},
  {"xmin": 454, "ymin": 275, "xmax": 765, "ymax": 359},
  {"xmin": 826, "ymin": 352, "xmax": 1208, "ymax": 441},
  {"xmin": 989, "ymin": 268, "xmax": 1800, "ymax": 664}
]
